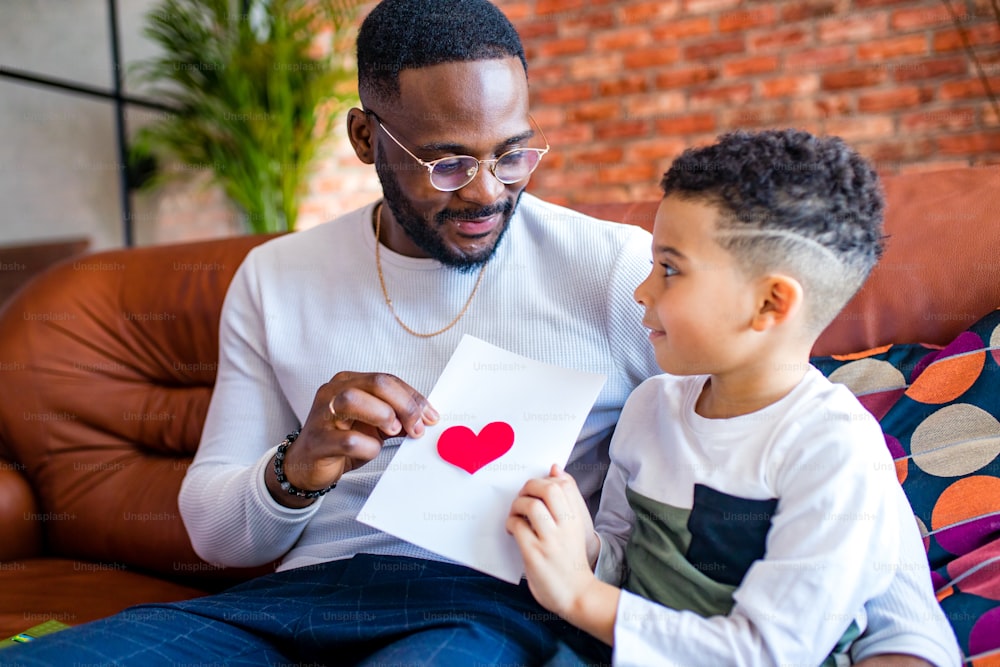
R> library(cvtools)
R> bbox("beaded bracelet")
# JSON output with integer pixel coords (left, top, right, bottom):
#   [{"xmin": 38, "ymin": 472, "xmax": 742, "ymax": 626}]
[{"xmin": 273, "ymin": 430, "xmax": 337, "ymax": 499}]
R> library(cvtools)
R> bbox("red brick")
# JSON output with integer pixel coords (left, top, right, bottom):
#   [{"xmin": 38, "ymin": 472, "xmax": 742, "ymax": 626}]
[
  {"xmin": 721, "ymin": 104, "xmax": 790, "ymax": 128},
  {"xmin": 499, "ymin": 3, "xmax": 532, "ymax": 21},
  {"xmin": 594, "ymin": 28, "xmax": 653, "ymax": 51},
  {"xmin": 900, "ymin": 107, "xmax": 977, "ymax": 132},
  {"xmin": 936, "ymin": 132, "xmax": 1000, "ymax": 155},
  {"xmin": 856, "ymin": 34, "xmax": 928, "ymax": 60},
  {"xmin": 536, "ymin": 0, "xmax": 586, "ymax": 15},
  {"xmin": 655, "ymin": 66, "xmax": 719, "ymax": 89},
  {"xmin": 600, "ymin": 75, "xmax": 649, "ymax": 96},
  {"xmin": 518, "ymin": 21, "xmax": 559, "ymax": 40},
  {"xmin": 597, "ymin": 163, "xmax": 658, "ymax": 185},
  {"xmin": 571, "ymin": 186, "xmax": 632, "ymax": 205},
  {"xmin": 562, "ymin": 10, "xmax": 616, "ymax": 32},
  {"xmin": 689, "ymin": 84, "xmax": 754, "ymax": 109},
  {"xmin": 818, "ymin": 13, "xmax": 889, "ymax": 42},
  {"xmin": 625, "ymin": 92, "xmax": 687, "ymax": 120},
  {"xmin": 528, "ymin": 63, "xmax": 570, "ymax": 85},
  {"xmin": 575, "ymin": 146, "xmax": 625, "ymax": 165},
  {"xmin": 867, "ymin": 138, "xmax": 935, "ymax": 163},
  {"xmin": 534, "ymin": 194, "xmax": 571, "ymax": 207},
  {"xmin": 723, "ymin": 55, "xmax": 780, "ymax": 78},
  {"xmin": 789, "ymin": 96, "xmax": 853, "ymax": 121},
  {"xmin": 897, "ymin": 160, "xmax": 973, "ymax": 174},
  {"xmin": 857, "ymin": 87, "xmax": 923, "ymax": 112},
  {"xmin": 531, "ymin": 169, "xmax": 598, "ymax": 192},
  {"xmin": 629, "ymin": 181, "xmax": 666, "ymax": 202},
  {"xmin": 821, "ymin": 68, "xmax": 886, "ymax": 90},
  {"xmin": 527, "ymin": 108, "xmax": 564, "ymax": 129},
  {"xmin": 983, "ymin": 101, "xmax": 1000, "ymax": 126},
  {"xmin": 751, "ymin": 28, "xmax": 809, "ymax": 52},
  {"xmin": 595, "ymin": 119, "xmax": 651, "ymax": 141},
  {"xmin": 683, "ymin": 38, "xmax": 746, "ymax": 61},
  {"xmin": 940, "ymin": 77, "xmax": 1000, "ymax": 100},
  {"xmin": 651, "ymin": 16, "xmax": 714, "ymax": 40},
  {"xmin": 537, "ymin": 36, "xmax": 589, "ymax": 58},
  {"xmin": 620, "ymin": 1, "xmax": 681, "ymax": 24},
  {"xmin": 653, "ymin": 113, "xmax": 716, "ymax": 135},
  {"xmin": 536, "ymin": 82, "xmax": 594, "ymax": 105},
  {"xmin": 890, "ymin": 5, "xmax": 965, "ymax": 31},
  {"xmin": 933, "ymin": 24, "xmax": 1000, "ymax": 52},
  {"xmin": 682, "ymin": 0, "xmax": 741, "ymax": 14},
  {"xmin": 718, "ymin": 6, "xmax": 777, "ymax": 32},
  {"xmin": 760, "ymin": 74, "xmax": 820, "ymax": 99},
  {"xmin": 570, "ymin": 54, "xmax": 625, "ymax": 80},
  {"xmin": 891, "ymin": 57, "xmax": 968, "ymax": 82},
  {"xmin": 538, "ymin": 123, "xmax": 593, "ymax": 147},
  {"xmin": 972, "ymin": 0, "xmax": 1000, "ymax": 21},
  {"xmin": 567, "ymin": 100, "xmax": 621, "ymax": 123},
  {"xmin": 855, "ymin": 0, "xmax": 914, "ymax": 8},
  {"xmin": 781, "ymin": 1, "xmax": 838, "ymax": 22},
  {"xmin": 624, "ymin": 46, "xmax": 682, "ymax": 69},
  {"xmin": 784, "ymin": 45, "xmax": 853, "ymax": 72},
  {"xmin": 627, "ymin": 138, "xmax": 688, "ymax": 162},
  {"xmin": 825, "ymin": 116, "xmax": 894, "ymax": 142},
  {"xmin": 541, "ymin": 151, "xmax": 567, "ymax": 171}
]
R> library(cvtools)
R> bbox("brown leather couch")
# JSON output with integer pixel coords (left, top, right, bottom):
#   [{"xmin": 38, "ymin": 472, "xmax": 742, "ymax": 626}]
[{"xmin": 0, "ymin": 166, "xmax": 997, "ymax": 639}]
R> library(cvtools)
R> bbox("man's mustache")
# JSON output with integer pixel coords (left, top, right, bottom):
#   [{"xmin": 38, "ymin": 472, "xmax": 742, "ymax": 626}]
[{"xmin": 435, "ymin": 201, "xmax": 513, "ymax": 224}]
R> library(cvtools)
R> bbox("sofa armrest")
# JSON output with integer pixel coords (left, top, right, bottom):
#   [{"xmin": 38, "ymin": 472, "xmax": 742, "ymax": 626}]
[{"xmin": 0, "ymin": 459, "xmax": 43, "ymax": 560}]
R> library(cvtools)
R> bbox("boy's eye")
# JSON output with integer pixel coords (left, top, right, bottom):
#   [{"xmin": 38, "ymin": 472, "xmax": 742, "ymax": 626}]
[{"xmin": 660, "ymin": 262, "xmax": 678, "ymax": 277}]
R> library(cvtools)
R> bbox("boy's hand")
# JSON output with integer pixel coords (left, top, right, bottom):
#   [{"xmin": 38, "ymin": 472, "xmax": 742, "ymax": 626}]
[{"xmin": 507, "ymin": 465, "xmax": 600, "ymax": 617}]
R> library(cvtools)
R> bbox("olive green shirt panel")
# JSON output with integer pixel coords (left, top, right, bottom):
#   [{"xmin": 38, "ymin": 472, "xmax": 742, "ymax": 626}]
[{"xmin": 623, "ymin": 485, "xmax": 737, "ymax": 618}]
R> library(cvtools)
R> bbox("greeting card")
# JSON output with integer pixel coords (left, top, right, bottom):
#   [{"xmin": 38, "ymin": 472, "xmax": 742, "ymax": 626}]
[{"xmin": 358, "ymin": 335, "xmax": 606, "ymax": 583}]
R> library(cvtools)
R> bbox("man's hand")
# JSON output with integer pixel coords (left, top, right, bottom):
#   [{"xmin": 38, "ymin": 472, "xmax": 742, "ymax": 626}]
[{"xmin": 265, "ymin": 371, "xmax": 438, "ymax": 507}]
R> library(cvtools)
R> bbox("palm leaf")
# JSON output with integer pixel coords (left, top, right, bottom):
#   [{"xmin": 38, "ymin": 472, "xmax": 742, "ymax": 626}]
[{"xmin": 130, "ymin": 0, "xmax": 363, "ymax": 233}]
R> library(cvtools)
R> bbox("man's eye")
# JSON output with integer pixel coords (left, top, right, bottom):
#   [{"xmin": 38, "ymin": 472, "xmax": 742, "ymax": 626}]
[
  {"xmin": 661, "ymin": 263, "xmax": 678, "ymax": 277},
  {"xmin": 432, "ymin": 159, "xmax": 465, "ymax": 175},
  {"xmin": 499, "ymin": 151, "xmax": 527, "ymax": 166}
]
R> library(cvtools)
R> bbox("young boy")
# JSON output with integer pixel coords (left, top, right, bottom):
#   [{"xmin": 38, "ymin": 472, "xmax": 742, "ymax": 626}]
[{"xmin": 507, "ymin": 129, "xmax": 960, "ymax": 666}]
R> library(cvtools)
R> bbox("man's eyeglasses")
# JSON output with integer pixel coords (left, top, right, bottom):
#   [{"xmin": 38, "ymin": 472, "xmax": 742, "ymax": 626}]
[{"xmin": 366, "ymin": 111, "xmax": 549, "ymax": 192}]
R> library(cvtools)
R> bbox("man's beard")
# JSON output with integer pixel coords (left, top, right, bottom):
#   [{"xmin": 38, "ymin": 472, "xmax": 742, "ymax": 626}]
[{"xmin": 375, "ymin": 147, "xmax": 522, "ymax": 273}]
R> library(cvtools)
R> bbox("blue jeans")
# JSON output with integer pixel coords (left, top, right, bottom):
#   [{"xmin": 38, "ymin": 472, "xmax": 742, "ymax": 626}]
[{"xmin": 3, "ymin": 554, "xmax": 611, "ymax": 666}]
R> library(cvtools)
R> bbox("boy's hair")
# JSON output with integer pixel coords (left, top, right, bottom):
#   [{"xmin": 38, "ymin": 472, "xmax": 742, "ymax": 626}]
[
  {"xmin": 357, "ymin": 0, "xmax": 527, "ymax": 109},
  {"xmin": 661, "ymin": 128, "xmax": 885, "ymax": 335}
]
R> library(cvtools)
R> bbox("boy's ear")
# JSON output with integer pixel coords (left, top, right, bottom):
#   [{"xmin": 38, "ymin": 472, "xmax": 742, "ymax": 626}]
[{"xmin": 751, "ymin": 274, "xmax": 803, "ymax": 332}]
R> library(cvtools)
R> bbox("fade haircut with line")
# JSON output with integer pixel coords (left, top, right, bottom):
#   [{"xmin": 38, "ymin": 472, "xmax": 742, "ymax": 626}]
[
  {"xmin": 357, "ymin": 0, "xmax": 527, "ymax": 109},
  {"xmin": 661, "ymin": 129, "xmax": 886, "ymax": 335}
]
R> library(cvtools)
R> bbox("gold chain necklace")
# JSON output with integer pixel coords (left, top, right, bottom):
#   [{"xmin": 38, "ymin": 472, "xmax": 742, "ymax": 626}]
[{"xmin": 374, "ymin": 203, "xmax": 488, "ymax": 338}]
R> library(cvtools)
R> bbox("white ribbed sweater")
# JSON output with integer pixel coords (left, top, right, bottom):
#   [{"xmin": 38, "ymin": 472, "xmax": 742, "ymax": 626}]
[{"xmin": 178, "ymin": 194, "xmax": 658, "ymax": 571}]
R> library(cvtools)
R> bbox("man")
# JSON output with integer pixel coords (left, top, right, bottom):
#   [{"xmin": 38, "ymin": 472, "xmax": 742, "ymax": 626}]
[{"xmin": 7, "ymin": 1, "xmax": 954, "ymax": 664}]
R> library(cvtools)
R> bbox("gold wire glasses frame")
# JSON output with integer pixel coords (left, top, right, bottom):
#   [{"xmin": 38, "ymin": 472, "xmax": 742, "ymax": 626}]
[{"xmin": 366, "ymin": 110, "xmax": 550, "ymax": 192}]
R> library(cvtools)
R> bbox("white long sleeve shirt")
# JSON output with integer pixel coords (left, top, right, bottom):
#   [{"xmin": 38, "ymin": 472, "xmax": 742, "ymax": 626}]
[
  {"xmin": 594, "ymin": 371, "xmax": 960, "ymax": 667},
  {"xmin": 179, "ymin": 195, "xmax": 656, "ymax": 571}
]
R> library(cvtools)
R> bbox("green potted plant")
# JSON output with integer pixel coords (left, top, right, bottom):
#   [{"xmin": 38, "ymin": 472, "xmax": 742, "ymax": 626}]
[{"xmin": 131, "ymin": 0, "xmax": 362, "ymax": 233}]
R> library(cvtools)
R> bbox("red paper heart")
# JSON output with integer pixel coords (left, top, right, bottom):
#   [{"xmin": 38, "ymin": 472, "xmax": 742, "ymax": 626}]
[{"xmin": 437, "ymin": 422, "xmax": 515, "ymax": 474}]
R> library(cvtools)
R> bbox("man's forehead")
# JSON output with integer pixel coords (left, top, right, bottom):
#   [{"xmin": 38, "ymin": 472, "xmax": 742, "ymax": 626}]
[{"xmin": 395, "ymin": 58, "xmax": 529, "ymax": 127}]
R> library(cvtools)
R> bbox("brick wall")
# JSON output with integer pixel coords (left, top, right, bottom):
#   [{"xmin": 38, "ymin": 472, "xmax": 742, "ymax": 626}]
[
  {"xmin": 145, "ymin": 0, "xmax": 1000, "ymax": 240},
  {"xmin": 495, "ymin": 0, "xmax": 1000, "ymax": 206}
]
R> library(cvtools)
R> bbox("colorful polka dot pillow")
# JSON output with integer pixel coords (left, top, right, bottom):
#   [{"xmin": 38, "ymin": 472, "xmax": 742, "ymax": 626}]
[{"xmin": 812, "ymin": 308, "xmax": 1000, "ymax": 664}]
